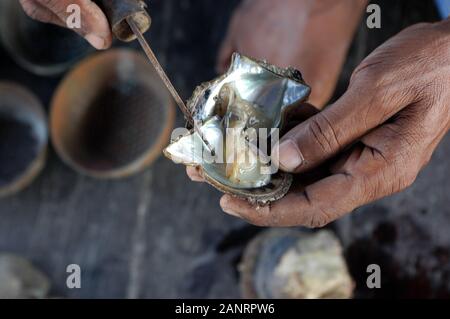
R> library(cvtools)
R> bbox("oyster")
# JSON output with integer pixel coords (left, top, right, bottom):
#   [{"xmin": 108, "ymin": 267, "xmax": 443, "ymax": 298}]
[{"xmin": 164, "ymin": 53, "xmax": 310, "ymax": 205}]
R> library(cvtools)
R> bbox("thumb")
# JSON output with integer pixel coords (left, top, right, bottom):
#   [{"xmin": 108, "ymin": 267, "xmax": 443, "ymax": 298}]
[
  {"xmin": 276, "ymin": 81, "xmax": 409, "ymax": 173},
  {"xmin": 35, "ymin": 0, "xmax": 112, "ymax": 50}
]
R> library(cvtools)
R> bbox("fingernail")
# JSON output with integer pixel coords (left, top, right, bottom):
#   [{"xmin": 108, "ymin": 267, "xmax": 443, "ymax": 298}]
[
  {"xmin": 278, "ymin": 139, "xmax": 304, "ymax": 172},
  {"xmin": 84, "ymin": 34, "xmax": 106, "ymax": 50},
  {"xmin": 220, "ymin": 196, "xmax": 240, "ymax": 217}
]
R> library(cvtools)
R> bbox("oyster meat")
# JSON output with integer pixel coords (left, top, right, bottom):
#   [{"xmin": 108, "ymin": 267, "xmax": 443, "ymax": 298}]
[{"xmin": 164, "ymin": 53, "xmax": 310, "ymax": 205}]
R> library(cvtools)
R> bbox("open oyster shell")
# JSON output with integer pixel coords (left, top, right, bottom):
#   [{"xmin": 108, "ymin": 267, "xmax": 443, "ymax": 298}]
[{"xmin": 164, "ymin": 53, "xmax": 311, "ymax": 205}]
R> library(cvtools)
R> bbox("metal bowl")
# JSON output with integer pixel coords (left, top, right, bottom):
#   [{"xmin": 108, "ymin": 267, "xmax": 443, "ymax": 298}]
[
  {"xmin": 0, "ymin": 82, "xmax": 47, "ymax": 197},
  {"xmin": 50, "ymin": 49, "xmax": 175, "ymax": 179},
  {"xmin": 0, "ymin": 0, "xmax": 93, "ymax": 76}
]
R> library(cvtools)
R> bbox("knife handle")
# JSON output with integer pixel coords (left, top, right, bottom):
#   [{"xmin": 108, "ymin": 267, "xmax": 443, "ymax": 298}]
[{"xmin": 96, "ymin": 0, "xmax": 151, "ymax": 42}]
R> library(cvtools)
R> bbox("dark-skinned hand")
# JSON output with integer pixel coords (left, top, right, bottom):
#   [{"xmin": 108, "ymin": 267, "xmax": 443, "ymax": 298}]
[
  {"xmin": 217, "ymin": 0, "xmax": 367, "ymax": 108},
  {"xmin": 190, "ymin": 19, "xmax": 450, "ymax": 228},
  {"xmin": 19, "ymin": 0, "xmax": 112, "ymax": 49}
]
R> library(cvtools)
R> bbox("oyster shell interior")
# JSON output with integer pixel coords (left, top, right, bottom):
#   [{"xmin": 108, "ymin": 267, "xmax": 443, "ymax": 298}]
[{"xmin": 164, "ymin": 53, "xmax": 310, "ymax": 204}]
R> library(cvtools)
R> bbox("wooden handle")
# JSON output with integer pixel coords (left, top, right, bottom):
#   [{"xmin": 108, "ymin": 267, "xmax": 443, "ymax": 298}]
[{"xmin": 97, "ymin": 0, "xmax": 151, "ymax": 42}]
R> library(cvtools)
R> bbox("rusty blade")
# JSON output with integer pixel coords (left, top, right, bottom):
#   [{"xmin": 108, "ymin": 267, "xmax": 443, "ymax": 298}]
[
  {"xmin": 126, "ymin": 17, "xmax": 215, "ymax": 155},
  {"xmin": 126, "ymin": 17, "xmax": 190, "ymax": 121}
]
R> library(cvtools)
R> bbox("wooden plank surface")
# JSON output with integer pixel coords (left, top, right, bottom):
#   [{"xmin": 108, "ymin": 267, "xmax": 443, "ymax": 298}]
[{"xmin": 0, "ymin": 0, "xmax": 448, "ymax": 298}]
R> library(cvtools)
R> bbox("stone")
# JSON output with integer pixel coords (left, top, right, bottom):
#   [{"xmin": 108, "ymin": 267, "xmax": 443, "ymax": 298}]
[
  {"xmin": 0, "ymin": 254, "xmax": 50, "ymax": 299},
  {"xmin": 240, "ymin": 229, "xmax": 354, "ymax": 299}
]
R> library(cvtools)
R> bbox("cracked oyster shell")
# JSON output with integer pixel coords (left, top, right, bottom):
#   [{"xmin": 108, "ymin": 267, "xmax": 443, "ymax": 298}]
[{"xmin": 164, "ymin": 53, "xmax": 310, "ymax": 205}]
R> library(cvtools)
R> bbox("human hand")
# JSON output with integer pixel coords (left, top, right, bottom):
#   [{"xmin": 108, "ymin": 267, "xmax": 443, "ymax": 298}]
[
  {"xmin": 218, "ymin": 0, "xmax": 367, "ymax": 107},
  {"xmin": 218, "ymin": 19, "xmax": 450, "ymax": 227},
  {"xmin": 19, "ymin": 0, "xmax": 112, "ymax": 50}
]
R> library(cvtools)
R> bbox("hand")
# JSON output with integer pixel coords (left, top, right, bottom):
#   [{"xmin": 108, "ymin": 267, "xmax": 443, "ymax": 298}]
[
  {"xmin": 218, "ymin": 0, "xmax": 367, "ymax": 107},
  {"xmin": 219, "ymin": 20, "xmax": 450, "ymax": 227},
  {"xmin": 19, "ymin": 0, "xmax": 112, "ymax": 50}
]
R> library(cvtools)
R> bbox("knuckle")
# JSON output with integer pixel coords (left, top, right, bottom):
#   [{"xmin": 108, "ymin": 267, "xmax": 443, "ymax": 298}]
[
  {"xmin": 360, "ymin": 172, "xmax": 379, "ymax": 202},
  {"xmin": 352, "ymin": 70, "xmax": 394, "ymax": 110},
  {"xmin": 20, "ymin": 2, "xmax": 42, "ymax": 20},
  {"xmin": 390, "ymin": 170, "xmax": 417, "ymax": 194},
  {"xmin": 385, "ymin": 155, "xmax": 419, "ymax": 194},
  {"xmin": 351, "ymin": 62, "xmax": 398, "ymax": 109},
  {"xmin": 304, "ymin": 209, "xmax": 332, "ymax": 229},
  {"xmin": 370, "ymin": 138, "xmax": 422, "ymax": 195},
  {"xmin": 397, "ymin": 164, "xmax": 419, "ymax": 190},
  {"xmin": 307, "ymin": 113, "xmax": 340, "ymax": 154},
  {"xmin": 351, "ymin": 58, "xmax": 385, "ymax": 86}
]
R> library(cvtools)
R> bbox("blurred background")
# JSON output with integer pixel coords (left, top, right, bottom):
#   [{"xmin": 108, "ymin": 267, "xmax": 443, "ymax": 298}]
[{"xmin": 0, "ymin": 0, "xmax": 449, "ymax": 298}]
